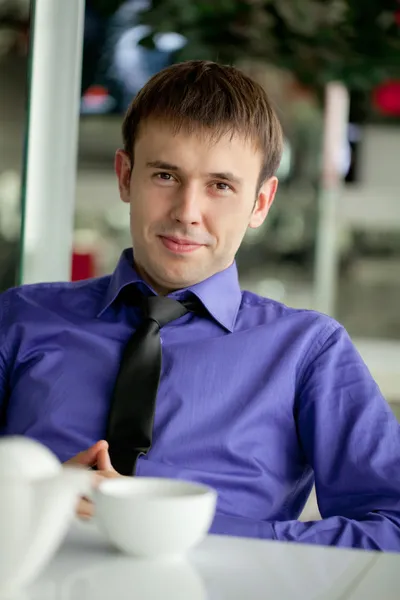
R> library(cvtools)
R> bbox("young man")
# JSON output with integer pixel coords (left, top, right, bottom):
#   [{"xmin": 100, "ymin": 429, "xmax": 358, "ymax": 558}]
[{"xmin": 1, "ymin": 61, "xmax": 399, "ymax": 551}]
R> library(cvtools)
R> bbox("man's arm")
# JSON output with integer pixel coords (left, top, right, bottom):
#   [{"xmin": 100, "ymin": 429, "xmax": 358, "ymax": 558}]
[
  {"xmin": 0, "ymin": 293, "xmax": 9, "ymax": 422},
  {"xmin": 210, "ymin": 326, "xmax": 400, "ymax": 551},
  {"xmin": 0, "ymin": 352, "xmax": 7, "ymax": 423}
]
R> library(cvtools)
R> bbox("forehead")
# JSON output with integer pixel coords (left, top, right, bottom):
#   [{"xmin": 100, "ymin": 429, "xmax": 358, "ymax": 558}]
[{"xmin": 134, "ymin": 119, "xmax": 262, "ymax": 174}]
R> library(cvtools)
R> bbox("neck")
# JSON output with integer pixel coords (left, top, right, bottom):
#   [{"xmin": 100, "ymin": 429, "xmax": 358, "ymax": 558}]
[{"xmin": 133, "ymin": 261, "xmax": 175, "ymax": 296}]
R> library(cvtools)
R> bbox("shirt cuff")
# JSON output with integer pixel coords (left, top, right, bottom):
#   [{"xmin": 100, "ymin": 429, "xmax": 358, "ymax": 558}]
[{"xmin": 209, "ymin": 512, "xmax": 276, "ymax": 540}]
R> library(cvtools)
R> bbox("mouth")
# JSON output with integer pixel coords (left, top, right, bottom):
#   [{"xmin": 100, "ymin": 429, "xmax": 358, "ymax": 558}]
[{"xmin": 159, "ymin": 236, "xmax": 204, "ymax": 254}]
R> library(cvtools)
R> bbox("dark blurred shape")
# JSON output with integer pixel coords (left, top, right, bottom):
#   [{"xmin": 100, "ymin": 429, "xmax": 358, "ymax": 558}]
[
  {"xmin": 0, "ymin": 239, "xmax": 19, "ymax": 292},
  {"xmin": 81, "ymin": 0, "xmax": 185, "ymax": 114},
  {"xmin": 81, "ymin": 0, "xmax": 108, "ymax": 96}
]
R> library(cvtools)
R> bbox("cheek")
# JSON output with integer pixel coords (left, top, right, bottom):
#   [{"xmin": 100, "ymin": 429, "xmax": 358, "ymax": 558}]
[
  {"xmin": 129, "ymin": 188, "xmax": 168, "ymax": 228},
  {"xmin": 211, "ymin": 201, "xmax": 252, "ymax": 235}
]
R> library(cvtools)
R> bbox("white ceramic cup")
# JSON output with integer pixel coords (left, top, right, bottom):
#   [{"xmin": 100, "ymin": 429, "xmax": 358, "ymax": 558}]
[
  {"xmin": 0, "ymin": 437, "xmax": 91, "ymax": 597},
  {"xmin": 94, "ymin": 477, "xmax": 217, "ymax": 559}
]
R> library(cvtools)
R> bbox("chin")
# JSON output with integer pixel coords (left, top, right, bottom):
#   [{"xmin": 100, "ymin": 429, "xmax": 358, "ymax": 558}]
[
  {"xmin": 153, "ymin": 264, "xmax": 198, "ymax": 290},
  {"xmin": 159, "ymin": 271, "xmax": 193, "ymax": 290}
]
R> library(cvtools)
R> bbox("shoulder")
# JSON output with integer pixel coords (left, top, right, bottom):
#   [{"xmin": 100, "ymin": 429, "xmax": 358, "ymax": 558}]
[
  {"xmin": 0, "ymin": 276, "xmax": 111, "ymax": 328},
  {"xmin": 238, "ymin": 289, "xmax": 342, "ymax": 348},
  {"xmin": 238, "ymin": 290, "xmax": 358, "ymax": 384},
  {"xmin": 239, "ymin": 289, "xmax": 340, "ymax": 330}
]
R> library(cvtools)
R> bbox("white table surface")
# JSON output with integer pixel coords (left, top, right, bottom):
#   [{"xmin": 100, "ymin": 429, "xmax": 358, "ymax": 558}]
[{"xmin": 24, "ymin": 519, "xmax": 400, "ymax": 600}]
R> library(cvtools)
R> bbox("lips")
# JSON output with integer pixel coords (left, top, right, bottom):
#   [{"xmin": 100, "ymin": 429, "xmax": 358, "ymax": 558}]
[{"xmin": 159, "ymin": 236, "xmax": 203, "ymax": 254}]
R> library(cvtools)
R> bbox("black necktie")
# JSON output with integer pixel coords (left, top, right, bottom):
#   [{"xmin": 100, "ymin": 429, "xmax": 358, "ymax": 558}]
[{"xmin": 107, "ymin": 293, "xmax": 194, "ymax": 475}]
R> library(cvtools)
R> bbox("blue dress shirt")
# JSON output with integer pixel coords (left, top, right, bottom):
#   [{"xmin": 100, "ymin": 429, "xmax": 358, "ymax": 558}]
[{"xmin": 1, "ymin": 249, "xmax": 400, "ymax": 551}]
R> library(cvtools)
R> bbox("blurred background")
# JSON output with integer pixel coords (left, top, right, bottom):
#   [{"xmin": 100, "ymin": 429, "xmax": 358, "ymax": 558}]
[{"xmin": 0, "ymin": 0, "xmax": 399, "ymax": 414}]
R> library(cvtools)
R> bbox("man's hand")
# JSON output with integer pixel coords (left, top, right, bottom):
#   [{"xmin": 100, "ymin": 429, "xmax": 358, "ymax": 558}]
[{"xmin": 64, "ymin": 440, "xmax": 122, "ymax": 519}]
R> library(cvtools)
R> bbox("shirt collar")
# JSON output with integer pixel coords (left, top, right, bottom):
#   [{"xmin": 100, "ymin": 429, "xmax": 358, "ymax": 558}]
[{"xmin": 97, "ymin": 248, "xmax": 242, "ymax": 332}]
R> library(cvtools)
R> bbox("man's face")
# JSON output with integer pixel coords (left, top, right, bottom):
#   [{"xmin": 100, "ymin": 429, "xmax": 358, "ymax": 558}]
[{"xmin": 115, "ymin": 119, "xmax": 278, "ymax": 294}]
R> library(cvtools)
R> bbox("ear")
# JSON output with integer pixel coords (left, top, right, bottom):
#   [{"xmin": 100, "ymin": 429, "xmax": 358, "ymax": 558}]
[
  {"xmin": 249, "ymin": 176, "xmax": 278, "ymax": 229},
  {"xmin": 115, "ymin": 149, "xmax": 132, "ymax": 204}
]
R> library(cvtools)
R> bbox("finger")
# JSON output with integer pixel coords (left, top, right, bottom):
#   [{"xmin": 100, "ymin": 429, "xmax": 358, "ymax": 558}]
[
  {"xmin": 96, "ymin": 469, "xmax": 122, "ymax": 480},
  {"xmin": 96, "ymin": 447, "xmax": 115, "ymax": 472},
  {"xmin": 65, "ymin": 440, "xmax": 109, "ymax": 468},
  {"xmin": 76, "ymin": 497, "xmax": 94, "ymax": 519}
]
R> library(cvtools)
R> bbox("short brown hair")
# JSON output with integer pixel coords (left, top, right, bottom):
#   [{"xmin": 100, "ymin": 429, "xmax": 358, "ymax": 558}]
[{"xmin": 122, "ymin": 60, "xmax": 283, "ymax": 186}]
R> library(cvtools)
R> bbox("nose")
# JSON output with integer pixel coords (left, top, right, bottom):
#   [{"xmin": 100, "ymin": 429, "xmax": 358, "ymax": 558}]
[{"xmin": 169, "ymin": 182, "xmax": 202, "ymax": 226}]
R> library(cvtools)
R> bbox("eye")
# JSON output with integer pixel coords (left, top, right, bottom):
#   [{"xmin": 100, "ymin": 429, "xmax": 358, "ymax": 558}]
[
  {"xmin": 212, "ymin": 182, "xmax": 233, "ymax": 193},
  {"xmin": 154, "ymin": 172, "xmax": 176, "ymax": 183}
]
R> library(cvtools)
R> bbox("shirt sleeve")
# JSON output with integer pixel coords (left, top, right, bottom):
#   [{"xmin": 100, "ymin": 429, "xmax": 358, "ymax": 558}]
[
  {"xmin": 210, "ymin": 325, "xmax": 400, "ymax": 551},
  {"xmin": 0, "ymin": 293, "xmax": 9, "ymax": 417}
]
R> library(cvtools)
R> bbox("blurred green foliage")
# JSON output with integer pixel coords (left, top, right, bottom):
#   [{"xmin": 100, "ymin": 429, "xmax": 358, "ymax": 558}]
[{"xmin": 135, "ymin": 0, "xmax": 399, "ymax": 91}]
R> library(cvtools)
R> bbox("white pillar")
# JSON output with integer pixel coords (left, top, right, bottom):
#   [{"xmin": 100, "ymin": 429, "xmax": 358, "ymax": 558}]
[
  {"xmin": 20, "ymin": 0, "xmax": 85, "ymax": 284},
  {"xmin": 313, "ymin": 82, "xmax": 350, "ymax": 316}
]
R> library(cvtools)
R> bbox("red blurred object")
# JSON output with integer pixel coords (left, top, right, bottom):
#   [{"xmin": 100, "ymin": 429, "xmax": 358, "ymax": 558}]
[
  {"xmin": 372, "ymin": 80, "xmax": 400, "ymax": 116},
  {"xmin": 71, "ymin": 251, "xmax": 96, "ymax": 281},
  {"xmin": 82, "ymin": 85, "xmax": 111, "ymax": 110}
]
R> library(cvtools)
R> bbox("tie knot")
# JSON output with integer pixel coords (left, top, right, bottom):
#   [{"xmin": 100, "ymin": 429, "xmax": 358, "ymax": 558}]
[{"xmin": 144, "ymin": 295, "xmax": 189, "ymax": 329}]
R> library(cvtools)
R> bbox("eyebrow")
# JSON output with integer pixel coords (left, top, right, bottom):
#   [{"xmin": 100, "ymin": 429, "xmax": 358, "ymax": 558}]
[
  {"xmin": 146, "ymin": 161, "xmax": 242, "ymax": 185},
  {"xmin": 208, "ymin": 171, "xmax": 242, "ymax": 185},
  {"xmin": 146, "ymin": 161, "xmax": 179, "ymax": 171}
]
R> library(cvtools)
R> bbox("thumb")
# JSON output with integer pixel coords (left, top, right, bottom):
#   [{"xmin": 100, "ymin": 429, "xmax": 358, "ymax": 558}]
[
  {"xmin": 96, "ymin": 447, "xmax": 115, "ymax": 472},
  {"xmin": 65, "ymin": 440, "xmax": 109, "ymax": 467}
]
